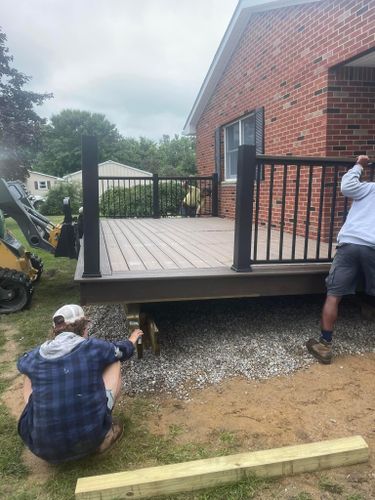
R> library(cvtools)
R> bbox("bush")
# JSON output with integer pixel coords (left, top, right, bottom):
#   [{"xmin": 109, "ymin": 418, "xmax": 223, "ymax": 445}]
[
  {"xmin": 40, "ymin": 182, "xmax": 82, "ymax": 215},
  {"xmin": 100, "ymin": 181, "xmax": 185, "ymax": 217}
]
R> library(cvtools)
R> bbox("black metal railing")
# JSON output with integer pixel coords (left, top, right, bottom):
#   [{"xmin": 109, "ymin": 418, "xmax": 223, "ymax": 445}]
[
  {"xmin": 232, "ymin": 145, "xmax": 373, "ymax": 271},
  {"xmin": 98, "ymin": 173, "xmax": 219, "ymax": 218},
  {"xmin": 81, "ymin": 136, "xmax": 219, "ymax": 277}
]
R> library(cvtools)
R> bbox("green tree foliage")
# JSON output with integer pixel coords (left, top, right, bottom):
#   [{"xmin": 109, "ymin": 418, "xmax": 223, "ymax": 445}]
[
  {"xmin": 40, "ymin": 181, "xmax": 82, "ymax": 216},
  {"xmin": 100, "ymin": 181, "xmax": 185, "ymax": 218},
  {"xmin": 113, "ymin": 136, "xmax": 161, "ymax": 173},
  {"xmin": 0, "ymin": 29, "xmax": 52, "ymax": 181},
  {"xmin": 157, "ymin": 134, "xmax": 196, "ymax": 175},
  {"xmin": 36, "ymin": 109, "xmax": 122, "ymax": 177},
  {"xmin": 36, "ymin": 111, "xmax": 197, "ymax": 178},
  {"xmin": 112, "ymin": 134, "xmax": 196, "ymax": 176}
]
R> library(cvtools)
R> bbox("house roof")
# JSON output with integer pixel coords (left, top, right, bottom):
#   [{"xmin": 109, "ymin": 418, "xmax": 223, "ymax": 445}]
[
  {"xmin": 29, "ymin": 170, "xmax": 63, "ymax": 180},
  {"xmin": 63, "ymin": 160, "xmax": 153, "ymax": 179},
  {"xmin": 183, "ymin": 0, "xmax": 320, "ymax": 135}
]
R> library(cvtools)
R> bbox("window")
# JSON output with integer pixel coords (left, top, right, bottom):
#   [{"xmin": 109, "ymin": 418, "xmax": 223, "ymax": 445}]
[
  {"xmin": 37, "ymin": 181, "xmax": 47, "ymax": 189},
  {"xmin": 223, "ymin": 108, "xmax": 265, "ymax": 181}
]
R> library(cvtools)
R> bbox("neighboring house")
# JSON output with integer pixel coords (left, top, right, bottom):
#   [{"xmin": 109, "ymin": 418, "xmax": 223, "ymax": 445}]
[
  {"xmin": 26, "ymin": 171, "xmax": 62, "ymax": 197},
  {"xmin": 184, "ymin": 0, "xmax": 375, "ymax": 220},
  {"xmin": 63, "ymin": 160, "xmax": 153, "ymax": 196}
]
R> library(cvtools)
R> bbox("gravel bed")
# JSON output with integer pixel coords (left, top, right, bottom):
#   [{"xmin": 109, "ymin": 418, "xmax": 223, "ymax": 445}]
[{"xmin": 85, "ymin": 296, "xmax": 375, "ymax": 399}]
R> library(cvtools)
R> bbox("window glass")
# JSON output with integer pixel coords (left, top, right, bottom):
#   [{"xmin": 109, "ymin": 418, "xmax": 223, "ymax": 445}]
[
  {"xmin": 242, "ymin": 116, "xmax": 255, "ymax": 145},
  {"xmin": 225, "ymin": 122, "xmax": 239, "ymax": 179},
  {"xmin": 38, "ymin": 181, "xmax": 47, "ymax": 189},
  {"xmin": 224, "ymin": 113, "xmax": 256, "ymax": 180}
]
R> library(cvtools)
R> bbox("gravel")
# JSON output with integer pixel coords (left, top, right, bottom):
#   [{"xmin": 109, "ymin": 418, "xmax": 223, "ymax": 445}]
[{"xmin": 85, "ymin": 296, "xmax": 375, "ymax": 399}]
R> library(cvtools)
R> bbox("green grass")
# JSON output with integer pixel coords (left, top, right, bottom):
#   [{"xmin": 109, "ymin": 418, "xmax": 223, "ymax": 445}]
[
  {"xmin": 4, "ymin": 217, "xmax": 79, "ymax": 351},
  {"xmin": 0, "ymin": 216, "xmax": 269, "ymax": 499},
  {"xmin": 318, "ymin": 475, "xmax": 344, "ymax": 495}
]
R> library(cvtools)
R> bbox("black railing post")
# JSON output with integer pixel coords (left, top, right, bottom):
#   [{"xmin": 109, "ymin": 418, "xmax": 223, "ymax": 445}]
[
  {"xmin": 232, "ymin": 145, "xmax": 256, "ymax": 272},
  {"xmin": 211, "ymin": 172, "xmax": 219, "ymax": 216},
  {"xmin": 152, "ymin": 173, "xmax": 160, "ymax": 218},
  {"xmin": 82, "ymin": 135, "xmax": 101, "ymax": 277}
]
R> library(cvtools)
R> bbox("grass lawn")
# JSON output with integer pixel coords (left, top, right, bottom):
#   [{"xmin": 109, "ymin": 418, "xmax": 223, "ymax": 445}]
[{"xmin": 0, "ymin": 217, "xmax": 269, "ymax": 499}]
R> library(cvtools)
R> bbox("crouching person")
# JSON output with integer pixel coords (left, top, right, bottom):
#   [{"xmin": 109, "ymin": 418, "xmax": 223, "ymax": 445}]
[{"xmin": 17, "ymin": 304, "xmax": 143, "ymax": 464}]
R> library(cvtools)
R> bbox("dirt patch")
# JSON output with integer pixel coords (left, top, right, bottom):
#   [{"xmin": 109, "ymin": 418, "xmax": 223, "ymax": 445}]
[{"xmin": 146, "ymin": 353, "xmax": 375, "ymax": 499}]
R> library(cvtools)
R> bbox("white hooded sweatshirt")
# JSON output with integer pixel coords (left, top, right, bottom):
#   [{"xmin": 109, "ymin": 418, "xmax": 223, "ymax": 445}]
[{"xmin": 337, "ymin": 164, "xmax": 375, "ymax": 248}]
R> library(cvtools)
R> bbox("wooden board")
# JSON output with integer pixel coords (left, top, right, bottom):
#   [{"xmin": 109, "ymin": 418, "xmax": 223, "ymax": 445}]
[{"xmin": 75, "ymin": 436, "xmax": 368, "ymax": 499}]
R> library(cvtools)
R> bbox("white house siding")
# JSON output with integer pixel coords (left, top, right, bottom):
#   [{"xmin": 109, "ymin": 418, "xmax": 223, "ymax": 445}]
[
  {"xmin": 63, "ymin": 160, "xmax": 152, "ymax": 197},
  {"xmin": 26, "ymin": 172, "xmax": 62, "ymax": 197}
]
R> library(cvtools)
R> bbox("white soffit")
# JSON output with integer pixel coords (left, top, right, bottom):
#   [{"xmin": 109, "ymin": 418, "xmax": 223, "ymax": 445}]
[{"xmin": 183, "ymin": 0, "xmax": 320, "ymax": 135}]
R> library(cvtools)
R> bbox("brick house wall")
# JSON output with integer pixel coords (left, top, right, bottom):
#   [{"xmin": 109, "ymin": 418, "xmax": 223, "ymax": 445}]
[{"xmin": 195, "ymin": 0, "xmax": 375, "ymax": 227}]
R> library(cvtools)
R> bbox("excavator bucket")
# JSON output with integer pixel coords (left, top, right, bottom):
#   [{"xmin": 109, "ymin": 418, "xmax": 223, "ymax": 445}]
[{"xmin": 0, "ymin": 178, "xmax": 79, "ymax": 258}]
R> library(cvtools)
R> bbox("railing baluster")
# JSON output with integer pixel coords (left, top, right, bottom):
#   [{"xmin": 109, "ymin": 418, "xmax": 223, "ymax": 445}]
[
  {"xmin": 291, "ymin": 164, "xmax": 301, "ymax": 260},
  {"xmin": 253, "ymin": 160, "xmax": 261, "ymax": 261},
  {"xmin": 153, "ymin": 173, "xmax": 160, "ymax": 218},
  {"xmin": 316, "ymin": 165, "xmax": 326, "ymax": 259},
  {"xmin": 303, "ymin": 165, "xmax": 314, "ymax": 260},
  {"xmin": 328, "ymin": 165, "xmax": 339, "ymax": 259},
  {"xmin": 212, "ymin": 172, "xmax": 219, "ymax": 217},
  {"xmin": 266, "ymin": 164, "xmax": 275, "ymax": 261},
  {"xmin": 278, "ymin": 163, "xmax": 288, "ymax": 260}
]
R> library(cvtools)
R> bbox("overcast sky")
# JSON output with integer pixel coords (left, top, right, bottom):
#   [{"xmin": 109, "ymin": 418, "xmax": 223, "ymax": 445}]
[{"xmin": 0, "ymin": 0, "xmax": 239, "ymax": 140}]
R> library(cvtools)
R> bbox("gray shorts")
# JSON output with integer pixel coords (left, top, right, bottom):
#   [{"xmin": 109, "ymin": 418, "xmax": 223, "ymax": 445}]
[{"xmin": 326, "ymin": 243, "xmax": 375, "ymax": 296}]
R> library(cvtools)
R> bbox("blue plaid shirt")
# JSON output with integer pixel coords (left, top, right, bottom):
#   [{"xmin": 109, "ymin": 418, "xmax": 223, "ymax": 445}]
[{"xmin": 17, "ymin": 335, "xmax": 134, "ymax": 464}]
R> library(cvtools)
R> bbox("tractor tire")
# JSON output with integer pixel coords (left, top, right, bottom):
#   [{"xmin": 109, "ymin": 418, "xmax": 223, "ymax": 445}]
[
  {"xmin": 29, "ymin": 254, "xmax": 44, "ymax": 282},
  {"xmin": 0, "ymin": 268, "xmax": 33, "ymax": 314}
]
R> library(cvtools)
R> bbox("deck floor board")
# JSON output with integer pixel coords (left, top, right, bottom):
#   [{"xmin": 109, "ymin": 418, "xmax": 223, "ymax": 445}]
[
  {"xmin": 97, "ymin": 217, "xmax": 330, "ymax": 277},
  {"xmin": 76, "ymin": 218, "xmax": 332, "ymax": 304}
]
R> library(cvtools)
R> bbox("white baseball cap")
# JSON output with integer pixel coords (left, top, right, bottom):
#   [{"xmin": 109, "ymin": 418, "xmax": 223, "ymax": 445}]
[{"xmin": 53, "ymin": 304, "xmax": 85, "ymax": 325}]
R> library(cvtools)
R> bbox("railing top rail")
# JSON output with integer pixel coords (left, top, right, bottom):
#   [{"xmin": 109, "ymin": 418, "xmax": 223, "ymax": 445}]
[
  {"xmin": 158, "ymin": 176, "xmax": 214, "ymax": 181},
  {"xmin": 257, "ymin": 154, "xmax": 356, "ymax": 166},
  {"xmin": 98, "ymin": 176, "xmax": 153, "ymax": 180},
  {"xmin": 98, "ymin": 175, "xmax": 214, "ymax": 181}
]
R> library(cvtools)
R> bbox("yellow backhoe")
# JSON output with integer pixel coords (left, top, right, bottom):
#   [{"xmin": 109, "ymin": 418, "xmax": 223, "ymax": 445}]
[{"xmin": 0, "ymin": 178, "xmax": 79, "ymax": 313}]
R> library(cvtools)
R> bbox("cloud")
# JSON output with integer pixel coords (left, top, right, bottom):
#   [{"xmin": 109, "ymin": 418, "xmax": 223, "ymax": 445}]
[{"xmin": 0, "ymin": 0, "xmax": 238, "ymax": 139}]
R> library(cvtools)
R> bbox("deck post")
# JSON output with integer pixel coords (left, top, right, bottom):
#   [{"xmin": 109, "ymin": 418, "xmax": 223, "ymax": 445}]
[
  {"xmin": 211, "ymin": 172, "xmax": 219, "ymax": 216},
  {"xmin": 232, "ymin": 145, "xmax": 256, "ymax": 272},
  {"xmin": 82, "ymin": 135, "xmax": 101, "ymax": 278},
  {"xmin": 152, "ymin": 173, "xmax": 160, "ymax": 218}
]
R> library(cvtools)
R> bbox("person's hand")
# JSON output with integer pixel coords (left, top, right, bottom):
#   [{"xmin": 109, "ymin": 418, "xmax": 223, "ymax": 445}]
[
  {"xmin": 357, "ymin": 155, "xmax": 370, "ymax": 169},
  {"xmin": 129, "ymin": 328, "xmax": 143, "ymax": 346}
]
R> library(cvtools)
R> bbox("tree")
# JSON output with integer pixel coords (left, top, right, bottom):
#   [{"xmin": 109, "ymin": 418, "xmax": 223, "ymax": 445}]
[
  {"xmin": 158, "ymin": 134, "xmax": 196, "ymax": 175},
  {"xmin": 0, "ymin": 29, "xmax": 52, "ymax": 181},
  {"xmin": 112, "ymin": 134, "xmax": 196, "ymax": 175},
  {"xmin": 36, "ymin": 109, "xmax": 122, "ymax": 177},
  {"xmin": 112, "ymin": 136, "xmax": 161, "ymax": 173}
]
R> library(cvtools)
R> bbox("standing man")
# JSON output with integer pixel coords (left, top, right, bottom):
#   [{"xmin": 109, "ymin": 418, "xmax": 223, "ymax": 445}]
[
  {"xmin": 17, "ymin": 304, "xmax": 143, "ymax": 463},
  {"xmin": 306, "ymin": 155, "xmax": 374, "ymax": 364}
]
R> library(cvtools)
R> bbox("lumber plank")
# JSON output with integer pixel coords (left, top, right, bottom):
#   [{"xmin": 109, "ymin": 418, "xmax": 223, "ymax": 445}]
[{"xmin": 75, "ymin": 435, "xmax": 368, "ymax": 499}]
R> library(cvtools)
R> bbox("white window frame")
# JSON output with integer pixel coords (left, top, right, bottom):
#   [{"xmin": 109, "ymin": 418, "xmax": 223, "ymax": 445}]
[
  {"xmin": 37, "ymin": 180, "xmax": 48, "ymax": 189},
  {"xmin": 224, "ymin": 112, "xmax": 255, "ymax": 181}
]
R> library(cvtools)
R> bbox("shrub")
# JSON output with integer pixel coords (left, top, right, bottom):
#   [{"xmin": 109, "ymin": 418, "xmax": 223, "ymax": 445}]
[
  {"xmin": 40, "ymin": 182, "xmax": 82, "ymax": 216},
  {"xmin": 100, "ymin": 181, "xmax": 185, "ymax": 217}
]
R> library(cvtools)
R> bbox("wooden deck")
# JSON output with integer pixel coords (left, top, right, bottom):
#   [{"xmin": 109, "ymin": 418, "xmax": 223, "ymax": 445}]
[{"xmin": 75, "ymin": 217, "xmax": 332, "ymax": 305}]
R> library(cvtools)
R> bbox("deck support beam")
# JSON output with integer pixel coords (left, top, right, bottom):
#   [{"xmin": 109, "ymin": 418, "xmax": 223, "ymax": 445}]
[{"xmin": 124, "ymin": 304, "xmax": 160, "ymax": 359}]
